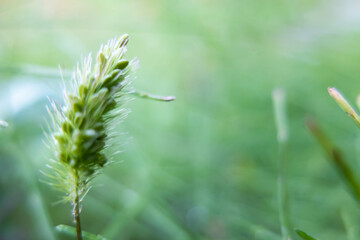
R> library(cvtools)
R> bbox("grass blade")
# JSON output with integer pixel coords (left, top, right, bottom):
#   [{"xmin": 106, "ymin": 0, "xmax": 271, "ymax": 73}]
[
  {"xmin": 306, "ymin": 118, "xmax": 360, "ymax": 204},
  {"xmin": 296, "ymin": 229, "xmax": 319, "ymax": 240}
]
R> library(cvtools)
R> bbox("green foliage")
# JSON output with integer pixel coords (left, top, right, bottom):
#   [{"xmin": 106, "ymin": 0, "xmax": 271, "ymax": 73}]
[{"xmin": 56, "ymin": 225, "xmax": 106, "ymax": 240}]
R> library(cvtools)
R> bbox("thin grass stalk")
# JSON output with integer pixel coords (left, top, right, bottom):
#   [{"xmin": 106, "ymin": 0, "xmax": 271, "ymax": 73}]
[
  {"xmin": 306, "ymin": 118, "xmax": 360, "ymax": 204},
  {"xmin": 272, "ymin": 88, "xmax": 292, "ymax": 240},
  {"xmin": 73, "ymin": 171, "xmax": 83, "ymax": 240}
]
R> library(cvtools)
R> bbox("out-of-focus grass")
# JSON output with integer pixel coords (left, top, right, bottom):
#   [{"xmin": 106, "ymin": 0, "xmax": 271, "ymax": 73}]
[{"xmin": 1, "ymin": 0, "xmax": 360, "ymax": 239}]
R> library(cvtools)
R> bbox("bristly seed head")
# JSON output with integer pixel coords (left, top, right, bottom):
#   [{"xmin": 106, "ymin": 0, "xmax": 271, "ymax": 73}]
[{"xmin": 46, "ymin": 34, "xmax": 137, "ymax": 202}]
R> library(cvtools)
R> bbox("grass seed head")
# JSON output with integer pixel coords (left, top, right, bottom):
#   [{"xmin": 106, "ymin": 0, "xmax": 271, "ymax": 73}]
[{"xmin": 46, "ymin": 34, "xmax": 136, "ymax": 202}]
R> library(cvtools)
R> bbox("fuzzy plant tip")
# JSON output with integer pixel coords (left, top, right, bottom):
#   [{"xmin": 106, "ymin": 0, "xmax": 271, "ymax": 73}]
[
  {"xmin": 45, "ymin": 34, "xmax": 136, "ymax": 203},
  {"xmin": 328, "ymin": 87, "xmax": 360, "ymax": 128}
]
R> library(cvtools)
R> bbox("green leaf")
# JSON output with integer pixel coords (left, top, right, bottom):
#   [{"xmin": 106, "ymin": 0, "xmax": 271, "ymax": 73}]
[
  {"xmin": 55, "ymin": 224, "xmax": 107, "ymax": 240},
  {"xmin": 296, "ymin": 229, "xmax": 319, "ymax": 240}
]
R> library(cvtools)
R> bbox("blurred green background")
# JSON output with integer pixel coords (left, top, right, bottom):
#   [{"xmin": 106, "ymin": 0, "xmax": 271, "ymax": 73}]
[{"xmin": 1, "ymin": 0, "xmax": 360, "ymax": 239}]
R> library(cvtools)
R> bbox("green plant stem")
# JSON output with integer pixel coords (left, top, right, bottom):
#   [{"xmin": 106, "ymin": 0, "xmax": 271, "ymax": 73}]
[
  {"xmin": 278, "ymin": 143, "xmax": 291, "ymax": 240},
  {"xmin": 74, "ymin": 197, "xmax": 82, "ymax": 240},
  {"xmin": 272, "ymin": 88, "xmax": 292, "ymax": 240},
  {"xmin": 73, "ymin": 172, "xmax": 83, "ymax": 240}
]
